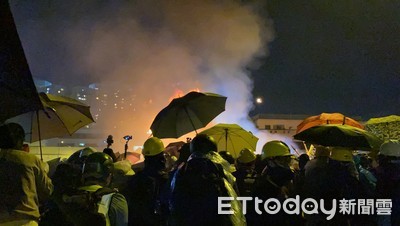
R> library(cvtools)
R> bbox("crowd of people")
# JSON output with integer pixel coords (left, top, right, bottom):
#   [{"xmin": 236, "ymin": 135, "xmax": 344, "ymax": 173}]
[{"xmin": 0, "ymin": 122, "xmax": 399, "ymax": 226}]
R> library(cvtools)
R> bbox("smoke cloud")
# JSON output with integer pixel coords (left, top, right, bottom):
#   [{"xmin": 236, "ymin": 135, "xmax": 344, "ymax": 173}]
[{"xmin": 11, "ymin": 0, "xmax": 281, "ymax": 153}]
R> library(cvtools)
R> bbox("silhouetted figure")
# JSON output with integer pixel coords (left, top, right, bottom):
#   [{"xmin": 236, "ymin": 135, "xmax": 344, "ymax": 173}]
[
  {"xmin": 233, "ymin": 148, "xmax": 257, "ymax": 197},
  {"xmin": 376, "ymin": 140, "xmax": 400, "ymax": 226},
  {"xmin": 250, "ymin": 140, "xmax": 296, "ymax": 226},
  {"xmin": 127, "ymin": 137, "xmax": 169, "ymax": 226},
  {"xmin": 293, "ymin": 153, "xmax": 309, "ymax": 197},
  {"xmin": 169, "ymin": 134, "xmax": 245, "ymax": 226}
]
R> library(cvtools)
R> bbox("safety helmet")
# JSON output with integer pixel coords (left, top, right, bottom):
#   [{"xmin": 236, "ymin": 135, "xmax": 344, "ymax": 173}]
[
  {"xmin": 190, "ymin": 134, "xmax": 217, "ymax": 154},
  {"xmin": 237, "ymin": 148, "xmax": 256, "ymax": 163},
  {"xmin": 379, "ymin": 140, "xmax": 400, "ymax": 157},
  {"xmin": 329, "ymin": 148, "xmax": 354, "ymax": 162},
  {"xmin": 143, "ymin": 137, "xmax": 164, "ymax": 156},
  {"xmin": 67, "ymin": 147, "xmax": 95, "ymax": 164},
  {"xmin": 261, "ymin": 140, "xmax": 291, "ymax": 160},
  {"xmin": 82, "ymin": 152, "xmax": 114, "ymax": 179}
]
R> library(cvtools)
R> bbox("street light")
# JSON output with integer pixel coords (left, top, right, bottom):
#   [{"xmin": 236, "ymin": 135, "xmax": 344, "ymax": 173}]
[{"xmin": 256, "ymin": 97, "xmax": 263, "ymax": 104}]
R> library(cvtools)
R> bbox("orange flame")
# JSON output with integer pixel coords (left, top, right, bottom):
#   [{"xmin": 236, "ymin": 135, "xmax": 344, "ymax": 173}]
[{"xmin": 168, "ymin": 88, "xmax": 200, "ymax": 101}]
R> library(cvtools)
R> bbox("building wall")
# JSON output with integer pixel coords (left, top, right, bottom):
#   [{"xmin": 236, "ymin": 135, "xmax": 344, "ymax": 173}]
[{"xmin": 252, "ymin": 114, "xmax": 311, "ymax": 137}]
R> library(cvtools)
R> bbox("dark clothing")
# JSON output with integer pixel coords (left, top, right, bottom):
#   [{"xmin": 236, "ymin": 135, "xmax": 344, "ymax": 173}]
[
  {"xmin": 303, "ymin": 160, "xmax": 362, "ymax": 226},
  {"xmin": 376, "ymin": 162, "xmax": 400, "ymax": 226},
  {"xmin": 169, "ymin": 157, "xmax": 232, "ymax": 226},
  {"xmin": 248, "ymin": 163, "xmax": 296, "ymax": 226},
  {"xmin": 292, "ymin": 168, "xmax": 306, "ymax": 197},
  {"xmin": 169, "ymin": 151, "xmax": 245, "ymax": 226},
  {"xmin": 232, "ymin": 168, "xmax": 257, "ymax": 197},
  {"xmin": 126, "ymin": 170, "xmax": 169, "ymax": 226}
]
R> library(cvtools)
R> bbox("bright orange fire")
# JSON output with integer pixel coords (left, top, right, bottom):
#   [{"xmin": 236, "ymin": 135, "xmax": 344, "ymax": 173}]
[{"xmin": 168, "ymin": 88, "xmax": 200, "ymax": 102}]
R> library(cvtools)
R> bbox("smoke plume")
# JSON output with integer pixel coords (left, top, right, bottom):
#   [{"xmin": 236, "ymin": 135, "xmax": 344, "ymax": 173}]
[{"xmin": 11, "ymin": 0, "xmax": 278, "ymax": 153}]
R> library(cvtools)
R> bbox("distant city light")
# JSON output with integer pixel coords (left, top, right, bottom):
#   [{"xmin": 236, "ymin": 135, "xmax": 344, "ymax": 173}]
[{"xmin": 256, "ymin": 97, "xmax": 263, "ymax": 104}]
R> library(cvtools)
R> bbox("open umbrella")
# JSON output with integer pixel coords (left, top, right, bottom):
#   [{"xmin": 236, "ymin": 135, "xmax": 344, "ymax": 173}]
[
  {"xmin": 150, "ymin": 91, "xmax": 227, "ymax": 138},
  {"xmin": 365, "ymin": 115, "xmax": 400, "ymax": 141},
  {"xmin": 294, "ymin": 124, "xmax": 383, "ymax": 151},
  {"xmin": 7, "ymin": 92, "xmax": 95, "ymax": 142},
  {"xmin": 0, "ymin": 0, "xmax": 43, "ymax": 122},
  {"xmin": 296, "ymin": 112, "xmax": 364, "ymax": 134},
  {"xmin": 199, "ymin": 123, "xmax": 258, "ymax": 158}
]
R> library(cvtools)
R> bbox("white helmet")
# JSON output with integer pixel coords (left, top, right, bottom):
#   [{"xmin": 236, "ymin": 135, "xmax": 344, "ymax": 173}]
[{"xmin": 379, "ymin": 140, "xmax": 400, "ymax": 157}]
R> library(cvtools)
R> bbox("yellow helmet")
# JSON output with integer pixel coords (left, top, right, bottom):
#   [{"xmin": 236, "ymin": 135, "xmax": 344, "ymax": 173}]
[
  {"xmin": 237, "ymin": 148, "xmax": 256, "ymax": 163},
  {"xmin": 261, "ymin": 140, "xmax": 291, "ymax": 160},
  {"xmin": 330, "ymin": 148, "xmax": 354, "ymax": 162},
  {"xmin": 142, "ymin": 137, "xmax": 164, "ymax": 156}
]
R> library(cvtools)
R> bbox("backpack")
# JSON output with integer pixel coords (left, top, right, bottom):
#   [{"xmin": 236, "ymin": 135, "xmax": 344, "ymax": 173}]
[
  {"xmin": 58, "ymin": 187, "xmax": 116, "ymax": 226},
  {"xmin": 170, "ymin": 157, "xmax": 232, "ymax": 226}
]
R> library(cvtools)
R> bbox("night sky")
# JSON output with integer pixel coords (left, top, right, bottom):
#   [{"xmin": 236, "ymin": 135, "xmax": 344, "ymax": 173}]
[
  {"xmin": 251, "ymin": 0, "xmax": 400, "ymax": 119},
  {"xmin": 10, "ymin": 0, "xmax": 400, "ymax": 123}
]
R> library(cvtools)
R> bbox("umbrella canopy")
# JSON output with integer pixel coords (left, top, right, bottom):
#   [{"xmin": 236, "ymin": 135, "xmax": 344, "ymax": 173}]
[
  {"xmin": 150, "ymin": 91, "xmax": 227, "ymax": 138},
  {"xmin": 294, "ymin": 124, "xmax": 383, "ymax": 151},
  {"xmin": 6, "ymin": 92, "xmax": 95, "ymax": 142},
  {"xmin": 0, "ymin": 0, "xmax": 43, "ymax": 122},
  {"xmin": 365, "ymin": 115, "xmax": 400, "ymax": 141},
  {"xmin": 296, "ymin": 112, "xmax": 364, "ymax": 134},
  {"xmin": 200, "ymin": 123, "xmax": 258, "ymax": 158}
]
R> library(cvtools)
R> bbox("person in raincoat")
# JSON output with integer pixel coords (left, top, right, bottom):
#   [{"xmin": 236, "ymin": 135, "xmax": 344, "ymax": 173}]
[
  {"xmin": 0, "ymin": 123, "xmax": 53, "ymax": 226},
  {"xmin": 375, "ymin": 140, "xmax": 400, "ymax": 226},
  {"xmin": 249, "ymin": 140, "xmax": 298, "ymax": 226},
  {"xmin": 169, "ymin": 134, "xmax": 245, "ymax": 226},
  {"xmin": 126, "ymin": 137, "xmax": 170, "ymax": 226}
]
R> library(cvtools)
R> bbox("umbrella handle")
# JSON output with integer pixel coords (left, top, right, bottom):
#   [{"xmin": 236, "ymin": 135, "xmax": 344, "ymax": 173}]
[
  {"xmin": 36, "ymin": 110, "xmax": 43, "ymax": 160},
  {"xmin": 184, "ymin": 106, "xmax": 198, "ymax": 134}
]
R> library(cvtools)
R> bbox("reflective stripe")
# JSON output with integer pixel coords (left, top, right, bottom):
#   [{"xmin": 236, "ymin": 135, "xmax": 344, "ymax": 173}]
[{"xmin": 98, "ymin": 193, "xmax": 114, "ymax": 226}]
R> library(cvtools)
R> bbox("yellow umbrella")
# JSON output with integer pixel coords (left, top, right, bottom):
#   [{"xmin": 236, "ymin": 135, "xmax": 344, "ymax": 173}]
[
  {"xmin": 200, "ymin": 123, "xmax": 258, "ymax": 158},
  {"xmin": 365, "ymin": 115, "xmax": 400, "ymax": 141}
]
